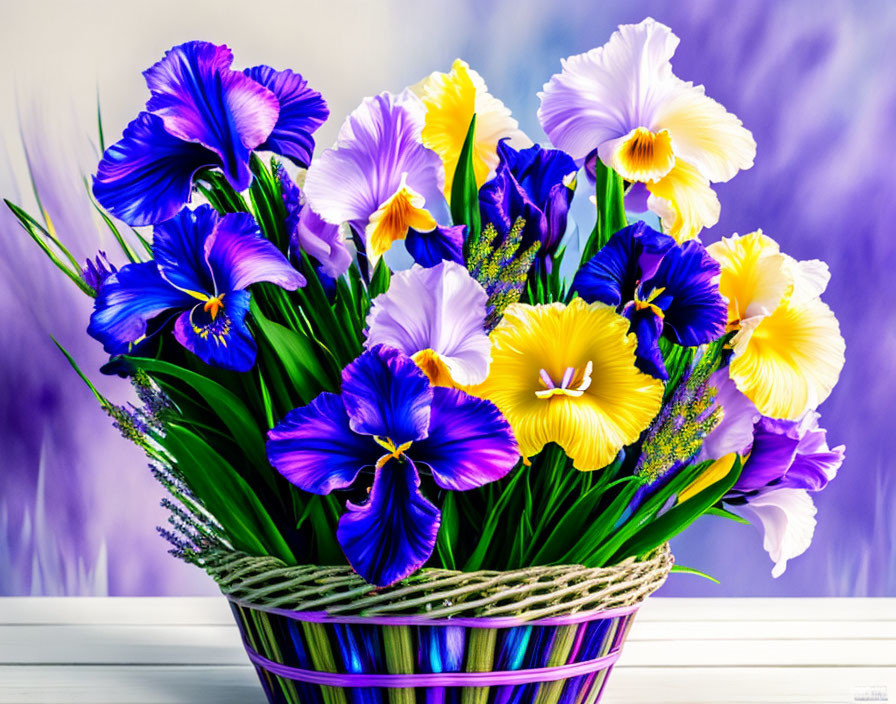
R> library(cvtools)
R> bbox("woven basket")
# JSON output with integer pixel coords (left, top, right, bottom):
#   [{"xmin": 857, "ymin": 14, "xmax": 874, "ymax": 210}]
[{"xmin": 203, "ymin": 545, "xmax": 673, "ymax": 704}]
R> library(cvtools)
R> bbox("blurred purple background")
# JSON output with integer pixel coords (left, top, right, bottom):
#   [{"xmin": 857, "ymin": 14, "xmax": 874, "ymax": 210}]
[{"xmin": 1, "ymin": 0, "xmax": 892, "ymax": 596}]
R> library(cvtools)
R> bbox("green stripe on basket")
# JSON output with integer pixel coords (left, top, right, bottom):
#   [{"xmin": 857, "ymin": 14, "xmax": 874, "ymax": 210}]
[
  {"xmin": 461, "ymin": 627, "xmax": 497, "ymax": 704},
  {"xmin": 534, "ymin": 624, "xmax": 580, "ymax": 704},
  {"xmin": 251, "ymin": 608, "xmax": 302, "ymax": 704},
  {"xmin": 383, "ymin": 625, "xmax": 415, "ymax": 704},
  {"xmin": 301, "ymin": 621, "xmax": 349, "ymax": 704}
]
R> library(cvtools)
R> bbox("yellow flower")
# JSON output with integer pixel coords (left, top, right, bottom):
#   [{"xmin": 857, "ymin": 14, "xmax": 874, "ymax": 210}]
[
  {"xmin": 708, "ymin": 231, "xmax": 845, "ymax": 420},
  {"xmin": 412, "ymin": 59, "xmax": 530, "ymax": 195},
  {"xmin": 469, "ymin": 298, "xmax": 663, "ymax": 470}
]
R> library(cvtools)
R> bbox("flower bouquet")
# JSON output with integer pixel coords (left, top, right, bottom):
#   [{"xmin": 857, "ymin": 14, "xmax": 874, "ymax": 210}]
[{"xmin": 8, "ymin": 17, "xmax": 846, "ymax": 704}]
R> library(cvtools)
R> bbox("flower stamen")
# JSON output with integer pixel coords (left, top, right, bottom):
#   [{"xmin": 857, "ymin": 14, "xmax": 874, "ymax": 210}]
[{"xmin": 535, "ymin": 361, "xmax": 593, "ymax": 399}]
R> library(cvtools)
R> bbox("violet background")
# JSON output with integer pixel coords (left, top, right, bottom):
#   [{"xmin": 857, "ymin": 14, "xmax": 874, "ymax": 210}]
[{"xmin": 0, "ymin": 0, "xmax": 892, "ymax": 596}]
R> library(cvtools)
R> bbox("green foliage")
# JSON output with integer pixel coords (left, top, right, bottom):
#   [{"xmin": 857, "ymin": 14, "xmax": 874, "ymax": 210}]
[
  {"xmin": 580, "ymin": 160, "xmax": 627, "ymax": 265},
  {"xmin": 452, "ymin": 115, "xmax": 481, "ymax": 252}
]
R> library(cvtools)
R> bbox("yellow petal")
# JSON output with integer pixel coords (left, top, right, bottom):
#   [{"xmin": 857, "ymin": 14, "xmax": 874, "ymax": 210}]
[
  {"xmin": 707, "ymin": 231, "xmax": 792, "ymax": 324},
  {"xmin": 729, "ymin": 296, "xmax": 845, "ymax": 420},
  {"xmin": 365, "ymin": 174, "xmax": 437, "ymax": 263},
  {"xmin": 645, "ymin": 159, "xmax": 720, "ymax": 242},
  {"xmin": 469, "ymin": 298, "xmax": 663, "ymax": 470},
  {"xmin": 600, "ymin": 127, "xmax": 676, "ymax": 183},
  {"xmin": 411, "ymin": 348, "xmax": 455, "ymax": 387},
  {"xmin": 413, "ymin": 59, "xmax": 528, "ymax": 195},
  {"xmin": 653, "ymin": 76, "xmax": 756, "ymax": 183},
  {"xmin": 679, "ymin": 453, "xmax": 738, "ymax": 504}
]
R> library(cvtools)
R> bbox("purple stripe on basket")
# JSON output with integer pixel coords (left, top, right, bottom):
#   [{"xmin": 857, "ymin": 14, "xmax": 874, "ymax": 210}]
[
  {"xmin": 242, "ymin": 641, "xmax": 622, "ymax": 688},
  {"xmin": 225, "ymin": 595, "xmax": 641, "ymax": 628}
]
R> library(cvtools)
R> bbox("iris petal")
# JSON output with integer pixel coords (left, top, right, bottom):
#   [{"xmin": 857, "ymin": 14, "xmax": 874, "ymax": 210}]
[
  {"xmin": 336, "ymin": 458, "xmax": 440, "ymax": 586},
  {"xmin": 244, "ymin": 65, "xmax": 329, "ymax": 167},
  {"xmin": 626, "ymin": 308, "xmax": 666, "ymax": 380},
  {"xmin": 93, "ymin": 112, "xmax": 218, "ymax": 226},
  {"xmin": 143, "ymin": 41, "xmax": 280, "ymax": 190},
  {"xmin": 405, "ymin": 224, "xmax": 465, "ymax": 268},
  {"xmin": 340, "ymin": 345, "xmax": 432, "ymax": 446},
  {"xmin": 153, "ymin": 205, "xmax": 219, "ymax": 294},
  {"xmin": 87, "ymin": 261, "xmax": 194, "ymax": 355},
  {"xmin": 206, "ymin": 212, "xmax": 306, "ymax": 292},
  {"xmin": 267, "ymin": 392, "xmax": 378, "ymax": 494},
  {"xmin": 412, "ymin": 387, "xmax": 518, "ymax": 491},
  {"xmin": 647, "ymin": 239, "xmax": 727, "ymax": 347},
  {"xmin": 172, "ymin": 289, "xmax": 256, "ymax": 371}
]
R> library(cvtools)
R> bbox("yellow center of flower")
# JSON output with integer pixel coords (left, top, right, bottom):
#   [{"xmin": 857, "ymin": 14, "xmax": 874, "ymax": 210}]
[
  {"xmin": 366, "ymin": 172, "xmax": 437, "ymax": 265},
  {"xmin": 633, "ymin": 286, "xmax": 666, "ymax": 319},
  {"xmin": 373, "ymin": 436, "xmax": 413, "ymax": 470},
  {"xmin": 614, "ymin": 127, "xmax": 676, "ymax": 183},
  {"xmin": 203, "ymin": 293, "xmax": 226, "ymax": 320},
  {"xmin": 535, "ymin": 361, "xmax": 593, "ymax": 399},
  {"xmin": 411, "ymin": 348, "xmax": 455, "ymax": 387}
]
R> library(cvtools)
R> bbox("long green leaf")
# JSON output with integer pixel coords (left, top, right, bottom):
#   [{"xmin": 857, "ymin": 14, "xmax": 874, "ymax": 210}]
[
  {"xmin": 128, "ymin": 357, "xmax": 269, "ymax": 472},
  {"xmin": 610, "ymin": 456, "xmax": 743, "ymax": 562},
  {"xmin": 452, "ymin": 115, "xmax": 481, "ymax": 250},
  {"xmin": 163, "ymin": 423, "xmax": 296, "ymax": 564},
  {"xmin": 580, "ymin": 160, "xmax": 626, "ymax": 264}
]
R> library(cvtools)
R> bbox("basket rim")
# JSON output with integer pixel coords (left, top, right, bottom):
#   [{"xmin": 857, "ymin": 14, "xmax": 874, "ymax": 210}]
[{"xmin": 203, "ymin": 544, "xmax": 674, "ymax": 621}]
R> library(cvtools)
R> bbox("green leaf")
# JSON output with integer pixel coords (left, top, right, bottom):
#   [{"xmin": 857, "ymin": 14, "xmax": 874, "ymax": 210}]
[
  {"xmin": 368, "ymin": 257, "xmax": 391, "ymax": 299},
  {"xmin": 580, "ymin": 160, "xmax": 626, "ymax": 264},
  {"xmin": 436, "ymin": 492, "xmax": 459, "ymax": 570},
  {"xmin": 52, "ymin": 337, "xmax": 111, "ymax": 409},
  {"xmin": 610, "ymin": 456, "xmax": 743, "ymax": 562},
  {"xmin": 671, "ymin": 564, "xmax": 721, "ymax": 583},
  {"xmin": 705, "ymin": 506, "xmax": 751, "ymax": 525},
  {"xmin": 250, "ymin": 298, "xmax": 329, "ymax": 403},
  {"xmin": 163, "ymin": 423, "xmax": 296, "ymax": 564},
  {"xmin": 463, "ymin": 463, "xmax": 526, "ymax": 571},
  {"xmin": 127, "ymin": 357, "xmax": 269, "ymax": 473},
  {"xmin": 451, "ymin": 115, "xmax": 481, "ymax": 249}
]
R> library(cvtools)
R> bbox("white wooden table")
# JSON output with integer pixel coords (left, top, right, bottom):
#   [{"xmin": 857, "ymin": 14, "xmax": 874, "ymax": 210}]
[{"xmin": 1, "ymin": 597, "xmax": 893, "ymax": 703}]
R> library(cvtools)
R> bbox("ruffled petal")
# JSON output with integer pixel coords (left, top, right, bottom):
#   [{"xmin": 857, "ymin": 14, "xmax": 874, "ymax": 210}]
[
  {"xmin": 648, "ymin": 239, "xmax": 727, "ymax": 347},
  {"xmin": 205, "ymin": 212, "xmax": 305, "ymax": 292},
  {"xmin": 304, "ymin": 92, "xmax": 445, "ymax": 240},
  {"xmin": 412, "ymin": 387, "xmax": 518, "ymax": 491},
  {"xmin": 87, "ymin": 261, "xmax": 193, "ymax": 355},
  {"xmin": 733, "ymin": 488, "xmax": 817, "ymax": 578},
  {"xmin": 267, "ymin": 392, "xmax": 377, "ymax": 494},
  {"xmin": 143, "ymin": 41, "xmax": 280, "ymax": 190},
  {"xmin": 573, "ymin": 222, "xmax": 675, "ymax": 307},
  {"xmin": 414, "ymin": 59, "xmax": 528, "ymax": 191},
  {"xmin": 340, "ymin": 345, "xmax": 433, "ymax": 445},
  {"xmin": 707, "ymin": 231, "xmax": 792, "ymax": 323},
  {"xmin": 152, "ymin": 204, "xmax": 219, "ymax": 295},
  {"xmin": 538, "ymin": 18, "xmax": 681, "ymax": 161},
  {"xmin": 697, "ymin": 369, "xmax": 759, "ymax": 462},
  {"xmin": 365, "ymin": 262, "xmax": 491, "ymax": 386},
  {"xmin": 405, "ymin": 224, "xmax": 465, "ymax": 268},
  {"xmin": 652, "ymin": 76, "xmax": 756, "ymax": 183},
  {"xmin": 735, "ymin": 417, "xmax": 802, "ymax": 494},
  {"xmin": 626, "ymin": 307, "xmax": 667, "ymax": 380},
  {"xmin": 336, "ymin": 458, "xmax": 440, "ymax": 586},
  {"xmin": 729, "ymin": 296, "xmax": 845, "ymax": 420},
  {"xmin": 172, "ymin": 289, "xmax": 256, "ymax": 371},
  {"xmin": 645, "ymin": 159, "xmax": 721, "ymax": 242},
  {"xmin": 244, "ymin": 65, "xmax": 329, "ymax": 167},
  {"xmin": 784, "ymin": 412, "xmax": 844, "ymax": 490},
  {"xmin": 295, "ymin": 205, "xmax": 354, "ymax": 278},
  {"xmin": 93, "ymin": 112, "xmax": 218, "ymax": 226}
]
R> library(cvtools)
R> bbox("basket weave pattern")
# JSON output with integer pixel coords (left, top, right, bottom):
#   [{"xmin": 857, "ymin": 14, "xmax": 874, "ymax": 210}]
[{"xmin": 206, "ymin": 547, "xmax": 673, "ymax": 704}]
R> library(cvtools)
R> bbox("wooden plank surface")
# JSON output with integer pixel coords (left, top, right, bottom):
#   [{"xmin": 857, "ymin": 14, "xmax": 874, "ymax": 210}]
[{"xmin": 0, "ymin": 597, "xmax": 893, "ymax": 703}]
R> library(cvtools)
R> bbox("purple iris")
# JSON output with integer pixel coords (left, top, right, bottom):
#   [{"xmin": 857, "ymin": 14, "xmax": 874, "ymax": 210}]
[
  {"xmin": 572, "ymin": 221, "xmax": 727, "ymax": 379},
  {"xmin": 87, "ymin": 204, "xmax": 305, "ymax": 371},
  {"xmin": 727, "ymin": 412, "xmax": 845, "ymax": 501},
  {"xmin": 479, "ymin": 140, "xmax": 577, "ymax": 259},
  {"xmin": 81, "ymin": 251, "xmax": 118, "ymax": 292},
  {"xmin": 93, "ymin": 41, "xmax": 328, "ymax": 227},
  {"xmin": 267, "ymin": 345, "xmax": 519, "ymax": 586},
  {"xmin": 405, "ymin": 224, "xmax": 466, "ymax": 268}
]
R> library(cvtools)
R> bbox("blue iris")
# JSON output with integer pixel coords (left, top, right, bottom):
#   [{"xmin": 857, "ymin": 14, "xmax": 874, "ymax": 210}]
[
  {"xmin": 573, "ymin": 221, "xmax": 728, "ymax": 379},
  {"xmin": 93, "ymin": 41, "xmax": 328, "ymax": 226},
  {"xmin": 87, "ymin": 205, "xmax": 305, "ymax": 372}
]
